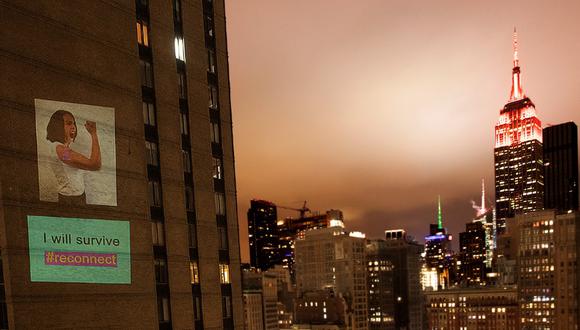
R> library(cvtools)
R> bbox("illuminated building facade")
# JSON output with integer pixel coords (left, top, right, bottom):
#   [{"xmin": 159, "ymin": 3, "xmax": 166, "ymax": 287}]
[
  {"xmin": 380, "ymin": 230, "xmax": 424, "ymax": 330},
  {"xmin": 425, "ymin": 286, "xmax": 519, "ymax": 330},
  {"xmin": 294, "ymin": 291, "xmax": 348, "ymax": 328},
  {"xmin": 295, "ymin": 226, "xmax": 368, "ymax": 329},
  {"xmin": 0, "ymin": 0, "xmax": 243, "ymax": 328},
  {"xmin": 424, "ymin": 197, "xmax": 453, "ymax": 289},
  {"xmin": 277, "ymin": 209, "xmax": 343, "ymax": 277},
  {"xmin": 494, "ymin": 31, "xmax": 544, "ymax": 232},
  {"xmin": 248, "ymin": 199, "xmax": 279, "ymax": 271},
  {"xmin": 543, "ymin": 122, "xmax": 579, "ymax": 213},
  {"xmin": 366, "ymin": 240, "xmax": 395, "ymax": 330},
  {"xmin": 511, "ymin": 210, "xmax": 580, "ymax": 329}
]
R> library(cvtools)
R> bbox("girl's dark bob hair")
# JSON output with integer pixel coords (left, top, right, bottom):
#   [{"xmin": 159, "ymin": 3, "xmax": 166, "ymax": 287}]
[{"xmin": 46, "ymin": 110, "xmax": 75, "ymax": 144}]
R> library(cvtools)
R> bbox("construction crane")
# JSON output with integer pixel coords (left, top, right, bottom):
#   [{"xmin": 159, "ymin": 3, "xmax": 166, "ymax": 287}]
[{"xmin": 276, "ymin": 200, "xmax": 310, "ymax": 219}]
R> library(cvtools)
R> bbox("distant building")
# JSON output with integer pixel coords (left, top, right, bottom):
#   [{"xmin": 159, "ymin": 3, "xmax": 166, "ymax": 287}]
[
  {"xmin": 509, "ymin": 210, "xmax": 580, "ymax": 328},
  {"xmin": 278, "ymin": 209, "xmax": 344, "ymax": 277},
  {"xmin": 294, "ymin": 291, "xmax": 348, "ymax": 328},
  {"xmin": 382, "ymin": 230, "xmax": 424, "ymax": 330},
  {"xmin": 425, "ymin": 286, "xmax": 519, "ymax": 329},
  {"xmin": 494, "ymin": 31, "xmax": 544, "ymax": 233},
  {"xmin": 366, "ymin": 240, "xmax": 396, "ymax": 330},
  {"xmin": 243, "ymin": 270, "xmax": 280, "ymax": 330},
  {"xmin": 458, "ymin": 221, "xmax": 487, "ymax": 287},
  {"xmin": 248, "ymin": 199, "xmax": 280, "ymax": 271},
  {"xmin": 295, "ymin": 226, "xmax": 367, "ymax": 329},
  {"xmin": 424, "ymin": 197, "xmax": 453, "ymax": 289},
  {"xmin": 543, "ymin": 122, "xmax": 579, "ymax": 213}
]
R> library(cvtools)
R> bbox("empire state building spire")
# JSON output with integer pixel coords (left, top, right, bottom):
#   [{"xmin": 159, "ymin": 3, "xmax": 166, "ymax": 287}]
[{"xmin": 510, "ymin": 27, "xmax": 524, "ymax": 101}]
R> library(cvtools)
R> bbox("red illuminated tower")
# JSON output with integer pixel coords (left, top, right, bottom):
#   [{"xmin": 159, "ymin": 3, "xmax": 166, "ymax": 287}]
[{"xmin": 494, "ymin": 29, "xmax": 544, "ymax": 232}]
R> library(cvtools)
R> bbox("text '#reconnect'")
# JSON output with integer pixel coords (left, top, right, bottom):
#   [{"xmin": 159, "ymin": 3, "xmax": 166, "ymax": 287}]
[{"xmin": 44, "ymin": 251, "xmax": 118, "ymax": 267}]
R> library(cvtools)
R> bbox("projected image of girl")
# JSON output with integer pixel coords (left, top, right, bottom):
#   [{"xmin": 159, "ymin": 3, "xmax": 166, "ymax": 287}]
[{"xmin": 45, "ymin": 110, "xmax": 101, "ymax": 204}]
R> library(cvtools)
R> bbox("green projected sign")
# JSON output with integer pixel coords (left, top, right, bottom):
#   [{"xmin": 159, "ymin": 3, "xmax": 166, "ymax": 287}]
[{"xmin": 28, "ymin": 215, "xmax": 130, "ymax": 284}]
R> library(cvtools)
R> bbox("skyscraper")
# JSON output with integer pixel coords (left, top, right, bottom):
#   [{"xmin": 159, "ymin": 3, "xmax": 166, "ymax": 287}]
[
  {"xmin": 0, "ymin": 1, "xmax": 242, "ymax": 328},
  {"xmin": 424, "ymin": 197, "xmax": 453, "ymax": 289},
  {"xmin": 458, "ymin": 222, "xmax": 487, "ymax": 287},
  {"xmin": 494, "ymin": 30, "xmax": 544, "ymax": 232},
  {"xmin": 247, "ymin": 199, "xmax": 279, "ymax": 271},
  {"xmin": 543, "ymin": 122, "xmax": 579, "ymax": 213}
]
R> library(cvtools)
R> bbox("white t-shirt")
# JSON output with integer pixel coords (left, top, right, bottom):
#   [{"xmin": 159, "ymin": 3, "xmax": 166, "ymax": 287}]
[{"xmin": 50, "ymin": 142, "xmax": 85, "ymax": 196}]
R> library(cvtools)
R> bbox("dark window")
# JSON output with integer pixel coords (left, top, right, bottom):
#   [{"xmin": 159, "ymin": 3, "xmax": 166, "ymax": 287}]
[
  {"xmin": 151, "ymin": 221, "xmax": 165, "ymax": 246},
  {"xmin": 188, "ymin": 222, "xmax": 198, "ymax": 248},
  {"xmin": 182, "ymin": 150, "xmax": 192, "ymax": 173},
  {"xmin": 222, "ymin": 295, "xmax": 232, "ymax": 318},
  {"xmin": 140, "ymin": 59, "xmax": 153, "ymax": 88},
  {"xmin": 214, "ymin": 193, "xmax": 225, "ymax": 216},
  {"xmin": 185, "ymin": 186, "xmax": 195, "ymax": 211},
  {"xmin": 193, "ymin": 296, "xmax": 202, "ymax": 321},
  {"xmin": 178, "ymin": 72, "xmax": 187, "ymax": 99},
  {"xmin": 145, "ymin": 141, "xmax": 159, "ymax": 166},
  {"xmin": 142, "ymin": 102, "xmax": 156, "ymax": 126},
  {"xmin": 148, "ymin": 180, "xmax": 162, "ymax": 207},
  {"xmin": 210, "ymin": 122, "xmax": 220, "ymax": 143},
  {"xmin": 157, "ymin": 296, "xmax": 171, "ymax": 322},
  {"xmin": 154, "ymin": 258, "xmax": 168, "ymax": 284},
  {"xmin": 218, "ymin": 225, "xmax": 228, "ymax": 250},
  {"xmin": 173, "ymin": 0, "xmax": 182, "ymax": 23}
]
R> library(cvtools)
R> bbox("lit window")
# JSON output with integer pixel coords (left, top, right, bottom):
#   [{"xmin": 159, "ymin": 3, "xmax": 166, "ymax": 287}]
[
  {"xmin": 190, "ymin": 261, "xmax": 200, "ymax": 284},
  {"xmin": 174, "ymin": 37, "xmax": 186, "ymax": 61},
  {"xmin": 219, "ymin": 263, "xmax": 230, "ymax": 283},
  {"xmin": 208, "ymin": 85, "xmax": 218, "ymax": 109},
  {"xmin": 212, "ymin": 157, "xmax": 222, "ymax": 179},
  {"xmin": 136, "ymin": 21, "xmax": 149, "ymax": 46},
  {"xmin": 180, "ymin": 112, "xmax": 189, "ymax": 135}
]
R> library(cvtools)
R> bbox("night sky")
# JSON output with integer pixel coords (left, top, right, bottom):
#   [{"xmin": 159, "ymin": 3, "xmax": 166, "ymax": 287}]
[{"xmin": 225, "ymin": 0, "xmax": 580, "ymax": 261}]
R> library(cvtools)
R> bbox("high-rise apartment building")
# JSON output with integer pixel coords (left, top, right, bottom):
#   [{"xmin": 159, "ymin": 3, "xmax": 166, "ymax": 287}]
[
  {"xmin": 242, "ymin": 270, "xmax": 279, "ymax": 330},
  {"xmin": 382, "ymin": 230, "xmax": 424, "ymax": 330},
  {"xmin": 510, "ymin": 210, "xmax": 580, "ymax": 328},
  {"xmin": 0, "ymin": 0, "xmax": 242, "ymax": 328},
  {"xmin": 543, "ymin": 122, "xmax": 579, "ymax": 213},
  {"xmin": 295, "ymin": 226, "xmax": 368, "ymax": 329},
  {"xmin": 494, "ymin": 31, "xmax": 544, "ymax": 232},
  {"xmin": 248, "ymin": 199, "xmax": 279, "ymax": 271}
]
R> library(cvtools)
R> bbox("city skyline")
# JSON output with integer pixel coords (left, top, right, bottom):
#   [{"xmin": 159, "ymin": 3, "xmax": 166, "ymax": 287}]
[{"xmin": 226, "ymin": 0, "xmax": 580, "ymax": 260}]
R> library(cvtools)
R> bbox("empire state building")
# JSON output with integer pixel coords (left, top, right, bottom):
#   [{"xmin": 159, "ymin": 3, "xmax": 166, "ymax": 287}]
[{"xmin": 494, "ymin": 30, "xmax": 544, "ymax": 233}]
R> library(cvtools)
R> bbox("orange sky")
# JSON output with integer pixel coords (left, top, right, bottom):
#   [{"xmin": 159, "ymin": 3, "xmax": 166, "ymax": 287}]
[{"xmin": 225, "ymin": 0, "xmax": 580, "ymax": 261}]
